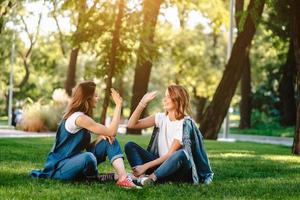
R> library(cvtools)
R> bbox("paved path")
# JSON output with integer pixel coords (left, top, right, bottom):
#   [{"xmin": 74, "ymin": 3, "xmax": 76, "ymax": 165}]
[
  {"xmin": 217, "ymin": 133, "xmax": 293, "ymax": 147},
  {"xmin": 0, "ymin": 129, "xmax": 55, "ymax": 138},
  {"xmin": 0, "ymin": 128, "xmax": 294, "ymax": 146}
]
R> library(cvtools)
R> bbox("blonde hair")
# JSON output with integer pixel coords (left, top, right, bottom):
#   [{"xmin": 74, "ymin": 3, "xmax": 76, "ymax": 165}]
[
  {"xmin": 63, "ymin": 81, "xmax": 96, "ymax": 119},
  {"xmin": 166, "ymin": 85, "xmax": 191, "ymax": 120}
]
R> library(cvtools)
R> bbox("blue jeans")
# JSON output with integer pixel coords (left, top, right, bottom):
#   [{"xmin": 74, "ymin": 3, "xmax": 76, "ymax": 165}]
[
  {"xmin": 125, "ymin": 141, "xmax": 192, "ymax": 182},
  {"xmin": 53, "ymin": 139, "xmax": 123, "ymax": 180}
]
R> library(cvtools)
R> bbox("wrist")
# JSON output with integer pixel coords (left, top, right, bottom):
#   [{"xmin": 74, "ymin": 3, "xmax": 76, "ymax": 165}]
[
  {"xmin": 139, "ymin": 101, "xmax": 147, "ymax": 108},
  {"xmin": 143, "ymin": 163, "xmax": 150, "ymax": 169}
]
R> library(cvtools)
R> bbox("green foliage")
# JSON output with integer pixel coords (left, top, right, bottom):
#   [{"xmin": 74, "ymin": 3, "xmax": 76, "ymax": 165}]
[
  {"xmin": 251, "ymin": 109, "xmax": 280, "ymax": 129},
  {"xmin": 0, "ymin": 136, "xmax": 300, "ymax": 199},
  {"xmin": 250, "ymin": 10, "xmax": 289, "ymax": 128}
]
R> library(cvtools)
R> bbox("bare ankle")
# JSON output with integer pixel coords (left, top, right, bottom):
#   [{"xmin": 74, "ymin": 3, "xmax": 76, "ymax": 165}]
[
  {"xmin": 118, "ymin": 174, "xmax": 127, "ymax": 181},
  {"xmin": 149, "ymin": 174, "xmax": 157, "ymax": 181}
]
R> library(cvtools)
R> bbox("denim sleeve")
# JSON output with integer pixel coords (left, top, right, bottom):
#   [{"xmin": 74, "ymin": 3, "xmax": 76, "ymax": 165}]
[{"xmin": 182, "ymin": 124, "xmax": 199, "ymax": 184}]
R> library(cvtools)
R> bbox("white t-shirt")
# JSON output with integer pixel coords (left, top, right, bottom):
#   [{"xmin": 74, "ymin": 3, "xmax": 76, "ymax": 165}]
[
  {"xmin": 65, "ymin": 112, "xmax": 84, "ymax": 134},
  {"xmin": 155, "ymin": 112, "xmax": 184, "ymax": 157}
]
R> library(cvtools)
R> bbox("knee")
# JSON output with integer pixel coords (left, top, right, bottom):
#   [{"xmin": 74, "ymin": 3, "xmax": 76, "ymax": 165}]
[
  {"xmin": 124, "ymin": 141, "xmax": 136, "ymax": 153},
  {"xmin": 82, "ymin": 152, "xmax": 97, "ymax": 166},
  {"xmin": 171, "ymin": 149, "xmax": 188, "ymax": 162}
]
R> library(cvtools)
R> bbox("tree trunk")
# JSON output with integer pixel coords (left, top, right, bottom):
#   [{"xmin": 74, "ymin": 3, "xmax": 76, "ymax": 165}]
[
  {"xmin": 200, "ymin": 0, "xmax": 265, "ymax": 139},
  {"xmin": 235, "ymin": 0, "xmax": 252, "ymax": 129},
  {"xmin": 291, "ymin": 0, "xmax": 300, "ymax": 155},
  {"xmin": 65, "ymin": 48, "xmax": 79, "ymax": 96},
  {"xmin": 239, "ymin": 51, "xmax": 252, "ymax": 129},
  {"xmin": 100, "ymin": 0, "xmax": 125, "ymax": 125},
  {"xmin": 127, "ymin": 0, "xmax": 163, "ymax": 134},
  {"xmin": 64, "ymin": 0, "xmax": 86, "ymax": 96},
  {"xmin": 195, "ymin": 96, "xmax": 207, "ymax": 124},
  {"xmin": 279, "ymin": 41, "xmax": 296, "ymax": 126}
]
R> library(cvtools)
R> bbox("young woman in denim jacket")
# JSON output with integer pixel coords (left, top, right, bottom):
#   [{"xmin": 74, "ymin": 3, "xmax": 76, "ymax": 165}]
[
  {"xmin": 126, "ymin": 85, "xmax": 213, "ymax": 185},
  {"xmin": 30, "ymin": 81, "xmax": 138, "ymax": 189}
]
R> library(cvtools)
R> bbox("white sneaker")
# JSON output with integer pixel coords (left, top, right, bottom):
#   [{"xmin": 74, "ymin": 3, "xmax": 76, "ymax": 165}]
[
  {"xmin": 127, "ymin": 173, "xmax": 138, "ymax": 181},
  {"xmin": 203, "ymin": 176, "xmax": 213, "ymax": 185},
  {"xmin": 138, "ymin": 176, "xmax": 154, "ymax": 186}
]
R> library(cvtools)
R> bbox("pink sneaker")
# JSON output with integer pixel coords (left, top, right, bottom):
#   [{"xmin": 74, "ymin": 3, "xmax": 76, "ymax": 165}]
[{"xmin": 116, "ymin": 178, "xmax": 142, "ymax": 189}]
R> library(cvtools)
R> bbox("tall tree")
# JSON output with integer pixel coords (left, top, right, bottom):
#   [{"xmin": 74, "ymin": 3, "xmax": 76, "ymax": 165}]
[
  {"xmin": 64, "ymin": 0, "xmax": 86, "ymax": 96},
  {"xmin": 279, "ymin": 41, "xmax": 296, "ymax": 126},
  {"xmin": 291, "ymin": 0, "xmax": 300, "ymax": 154},
  {"xmin": 236, "ymin": 0, "xmax": 252, "ymax": 129},
  {"xmin": 200, "ymin": 0, "xmax": 265, "ymax": 139},
  {"xmin": 127, "ymin": 0, "xmax": 163, "ymax": 134},
  {"xmin": 100, "ymin": 0, "xmax": 125, "ymax": 124},
  {"xmin": 268, "ymin": 0, "xmax": 296, "ymax": 127}
]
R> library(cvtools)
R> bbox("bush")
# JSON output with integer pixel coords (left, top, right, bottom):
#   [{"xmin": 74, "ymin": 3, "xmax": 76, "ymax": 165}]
[
  {"xmin": 251, "ymin": 109, "xmax": 280, "ymax": 129},
  {"xmin": 19, "ymin": 89, "xmax": 69, "ymax": 132},
  {"xmin": 20, "ymin": 101, "xmax": 47, "ymax": 132}
]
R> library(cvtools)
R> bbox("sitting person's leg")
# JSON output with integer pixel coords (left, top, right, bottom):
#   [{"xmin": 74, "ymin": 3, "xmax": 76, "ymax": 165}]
[
  {"xmin": 89, "ymin": 139, "xmax": 138, "ymax": 188},
  {"xmin": 89, "ymin": 139, "xmax": 124, "ymax": 178},
  {"xmin": 140, "ymin": 149, "xmax": 191, "ymax": 185},
  {"xmin": 124, "ymin": 141, "xmax": 158, "ymax": 168},
  {"xmin": 52, "ymin": 152, "xmax": 98, "ymax": 180},
  {"xmin": 89, "ymin": 138, "xmax": 123, "ymax": 164}
]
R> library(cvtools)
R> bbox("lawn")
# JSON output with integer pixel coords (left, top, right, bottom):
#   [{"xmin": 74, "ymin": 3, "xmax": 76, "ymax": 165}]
[{"xmin": 0, "ymin": 135, "xmax": 299, "ymax": 200}]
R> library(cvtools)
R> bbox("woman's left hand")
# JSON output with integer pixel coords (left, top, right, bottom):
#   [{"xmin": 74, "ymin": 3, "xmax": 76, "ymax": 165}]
[
  {"xmin": 103, "ymin": 136, "xmax": 115, "ymax": 144},
  {"xmin": 133, "ymin": 164, "xmax": 148, "ymax": 177},
  {"xmin": 95, "ymin": 135, "xmax": 115, "ymax": 145}
]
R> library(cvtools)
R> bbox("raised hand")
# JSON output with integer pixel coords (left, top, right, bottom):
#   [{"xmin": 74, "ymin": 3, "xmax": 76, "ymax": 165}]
[
  {"xmin": 140, "ymin": 91, "xmax": 158, "ymax": 105},
  {"xmin": 111, "ymin": 88, "xmax": 122, "ymax": 107}
]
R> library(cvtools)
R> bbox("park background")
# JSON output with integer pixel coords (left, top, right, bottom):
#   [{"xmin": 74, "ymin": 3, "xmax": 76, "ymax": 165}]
[{"xmin": 0, "ymin": 0, "xmax": 300, "ymax": 199}]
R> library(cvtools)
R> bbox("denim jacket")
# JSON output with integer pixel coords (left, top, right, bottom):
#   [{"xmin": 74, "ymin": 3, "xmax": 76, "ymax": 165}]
[{"xmin": 147, "ymin": 117, "xmax": 214, "ymax": 184}]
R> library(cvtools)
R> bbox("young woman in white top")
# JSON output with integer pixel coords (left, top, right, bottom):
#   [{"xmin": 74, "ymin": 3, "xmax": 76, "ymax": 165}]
[
  {"xmin": 30, "ymin": 81, "xmax": 138, "ymax": 189},
  {"xmin": 125, "ymin": 85, "xmax": 193, "ymax": 185}
]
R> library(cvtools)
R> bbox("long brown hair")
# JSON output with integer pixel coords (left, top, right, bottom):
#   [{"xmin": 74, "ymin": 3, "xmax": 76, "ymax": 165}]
[
  {"xmin": 63, "ymin": 81, "xmax": 96, "ymax": 119},
  {"xmin": 166, "ymin": 85, "xmax": 191, "ymax": 120}
]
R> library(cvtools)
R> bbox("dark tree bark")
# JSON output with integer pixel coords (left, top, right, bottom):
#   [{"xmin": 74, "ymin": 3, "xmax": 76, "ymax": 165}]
[
  {"xmin": 195, "ymin": 96, "xmax": 207, "ymax": 124},
  {"xmin": 64, "ymin": 0, "xmax": 86, "ymax": 96},
  {"xmin": 279, "ymin": 41, "xmax": 296, "ymax": 126},
  {"xmin": 65, "ymin": 48, "xmax": 79, "ymax": 96},
  {"xmin": 192, "ymin": 87, "xmax": 207, "ymax": 124},
  {"xmin": 239, "ymin": 51, "xmax": 252, "ymax": 129},
  {"xmin": 127, "ymin": 0, "xmax": 163, "ymax": 134},
  {"xmin": 235, "ymin": 0, "xmax": 252, "ymax": 129},
  {"xmin": 200, "ymin": 0, "xmax": 265, "ymax": 139},
  {"xmin": 100, "ymin": 0, "xmax": 125, "ymax": 125},
  {"xmin": 291, "ymin": 0, "xmax": 300, "ymax": 155}
]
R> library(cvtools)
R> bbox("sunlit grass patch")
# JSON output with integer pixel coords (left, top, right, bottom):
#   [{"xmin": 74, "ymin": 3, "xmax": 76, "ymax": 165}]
[{"xmin": 0, "ymin": 137, "xmax": 299, "ymax": 200}]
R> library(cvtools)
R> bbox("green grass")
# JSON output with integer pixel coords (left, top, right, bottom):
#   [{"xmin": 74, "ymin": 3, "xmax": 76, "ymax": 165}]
[
  {"xmin": 229, "ymin": 126, "xmax": 294, "ymax": 137},
  {"xmin": 0, "ymin": 135, "xmax": 300, "ymax": 200}
]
